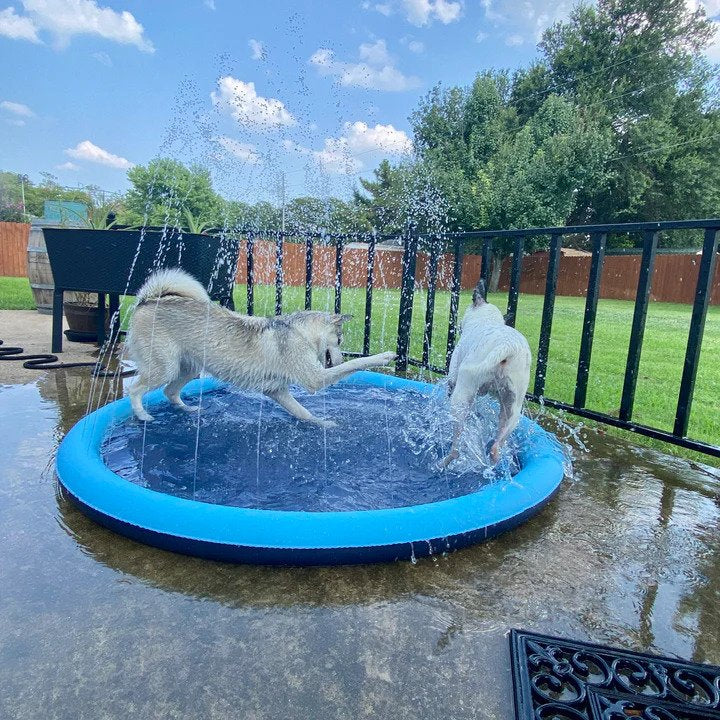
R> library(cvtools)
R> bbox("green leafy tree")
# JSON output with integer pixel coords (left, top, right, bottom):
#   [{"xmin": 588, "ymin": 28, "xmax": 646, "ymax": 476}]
[
  {"xmin": 485, "ymin": 94, "xmax": 612, "ymax": 285},
  {"xmin": 122, "ymin": 158, "xmax": 223, "ymax": 229},
  {"xmin": 531, "ymin": 0, "xmax": 720, "ymax": 237},
  {"xmin": 353, "ymin": 160, "xmax": 411, "ymax": 234}
]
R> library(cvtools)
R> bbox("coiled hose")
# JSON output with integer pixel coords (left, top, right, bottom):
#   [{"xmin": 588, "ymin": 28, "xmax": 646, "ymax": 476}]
[{"xmin": 0, "ymin": 339, "xmax": 135, "ymax": 377}]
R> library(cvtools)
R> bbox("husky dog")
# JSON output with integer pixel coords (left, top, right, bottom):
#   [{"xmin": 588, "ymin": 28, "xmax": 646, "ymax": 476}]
[
  {"xmin": 441, "ymin": 279, "xmax": 531, "ymax": 466},
  {"xmin": 126, "ymin": 269, "xmax": 396, "ymax": 425}
]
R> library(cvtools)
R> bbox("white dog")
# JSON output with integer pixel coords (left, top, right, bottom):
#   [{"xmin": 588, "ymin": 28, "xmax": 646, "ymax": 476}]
[
  {"xmin": 126, "ymin": 269, "xmax": 396, "ymax": 425},
  {"xmin": 442, "ymin": 279, "xmax": 531, "ymax": 466}
]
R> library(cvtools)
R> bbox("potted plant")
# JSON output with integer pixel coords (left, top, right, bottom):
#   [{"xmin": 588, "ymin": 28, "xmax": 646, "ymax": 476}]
[{"xmin": 62, "ymin": 202, "xmax": 120, "ymax": 342}]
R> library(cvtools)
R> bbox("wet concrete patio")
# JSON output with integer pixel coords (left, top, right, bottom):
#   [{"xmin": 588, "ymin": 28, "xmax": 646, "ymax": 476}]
[{"xmin": 1, "ymin": 365, "xmax": 719, "ymax": 719}]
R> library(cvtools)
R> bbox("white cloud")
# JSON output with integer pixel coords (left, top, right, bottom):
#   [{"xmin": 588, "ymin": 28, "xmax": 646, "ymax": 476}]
[
  {"xmin": 2, "ymin": 0, "xmax": 153, "ymax": 51},
  {"xmin": 1, "ymin": 100, "xmax": 35, "ymax": 117},
  {"xmin": 476, "ymin": 30, "xmax": 488, "ymax": 42},
  {"xmin": 65, "ymin": 140, "xmax": 133, "ymax": 169},
  {"xmin": 342, "ymin": 121, "xmax": 413, "ymax": 155},
  {"xmin": 282, "ymin": 138, "xmax": 311, "ymax": 155},
  {"xmin": 6, "ymin": 118, "xmax": 26, "ymax": 126},
  {"xmin": 359, "ymin": 38, "xmax": 391, "ymax": 65},
  {"xmin": 0, "ymin": 6, "xmax": 41, "ymax": 41},
  {"xmin": 687, "ymin": 0, "xmax": 720, "ymax": 17},
  {"xmin": 407, "ymin": 39, "xmax": 424, "ymax": 52},
  {"xmin": 211, "ymin": 76, "xmax": 295, "ymax": 129},
  {"xmin": 402, "ymin": 0, "xmax": 462, "ymax": 26},
  {"xmin": 215, "ymin": 136, "xmax": 262, "ymax": 164},
  {"xmin": 311, "ymin": 121, "xmax": 413, "ymax": 174},
  {"xmin": 92, "ymin": 50, "xmax": 112, "ymax": 66},
  {"xmin": 309, "ymin": 42, "xmax": 421, "ymax": 92},
  {"xmin": 505, "ymin": 33, "xmax": 524, "ymax": 46},
  {"xmin": 204, "ymin": 0, "xmax": 215, "ymax": 9},
  {"xmin": 55, "ymin": 161, "xmax": 79, "ymax": 170},
  {"xmin": 249, "ymin": 38, "xmax": 265, "ymax": 60},
  {"xmin": 481, "ymin": 0, "xmax": 572, "ymax": 42},
  {"xmin": 363, "ymin": 1, "xmax": 393, "ymax": 16}
]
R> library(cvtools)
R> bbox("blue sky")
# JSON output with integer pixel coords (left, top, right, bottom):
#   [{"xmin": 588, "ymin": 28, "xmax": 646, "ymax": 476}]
[{"xmin": 1, "ymin": 0, "xmax": 718, "ymax": 204}]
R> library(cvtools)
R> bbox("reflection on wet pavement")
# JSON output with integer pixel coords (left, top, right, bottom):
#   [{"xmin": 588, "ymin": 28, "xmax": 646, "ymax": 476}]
[{"xmin": 1, "ymin": 370, "xmax": 718, "ymax": 720}]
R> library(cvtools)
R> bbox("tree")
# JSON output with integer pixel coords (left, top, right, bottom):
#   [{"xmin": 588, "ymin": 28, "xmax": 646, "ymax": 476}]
[
  {"xmin": 532, "ymin": 0, "xmax": 720, "ymax": 235},
  {"xmin": 353, "ymin": 160, "xmax": 411, "ymax": 234},
  {"xmin": 485, "ymin": 94, "xmax": 612, "ymax": 285},
  {"xmin": 122, "ymin": 158, "xmax": 223, "ymax": 229}
]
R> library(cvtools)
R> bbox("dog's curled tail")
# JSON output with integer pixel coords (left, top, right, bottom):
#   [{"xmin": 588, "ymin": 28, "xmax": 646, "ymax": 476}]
[{"xmin": 136, "ymin": 268, "xmax": 211, "ymax": 305}]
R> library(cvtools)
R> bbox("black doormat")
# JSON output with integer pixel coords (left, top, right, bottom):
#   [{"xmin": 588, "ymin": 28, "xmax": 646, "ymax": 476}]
[{"xmin": 509, "ymin": 629, "xmax": 720, "ymax": 719}]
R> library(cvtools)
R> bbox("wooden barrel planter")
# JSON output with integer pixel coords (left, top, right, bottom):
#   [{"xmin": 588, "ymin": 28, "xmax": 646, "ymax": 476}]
[{"xmin": 27, "ymin": 222, "xmax": 56, "ymax": 314}]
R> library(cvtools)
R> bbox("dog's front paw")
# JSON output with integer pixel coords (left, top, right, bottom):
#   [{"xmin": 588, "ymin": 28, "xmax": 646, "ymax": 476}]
[
  {"xmin": 378, "ymin": 351, "xmax": 396, "ymax": 365},
  {"xmin": 438, "ymin": 449, "xmax": 459, "ymax": 469},
  {"xmin": 319, "ymin": 418, "xmax": 338, "ymax": 429},
  {"xmin": 136, "ymin": 411, "xmax": 154, "ymax": 422}
]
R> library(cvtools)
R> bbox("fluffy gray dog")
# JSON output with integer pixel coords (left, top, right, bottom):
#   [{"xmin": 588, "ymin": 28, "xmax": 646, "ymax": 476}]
[{"xmin": 126, "ymin": 269, "xmax": 396, "ymax": 426}]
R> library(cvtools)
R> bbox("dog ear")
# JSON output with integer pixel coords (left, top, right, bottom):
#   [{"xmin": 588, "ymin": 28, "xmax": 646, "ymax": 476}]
[
  {"xmin": 333, "ymin": 313, "xmax": 353, "ymax": 325},
  {"xmin": 472, "ymin": 278, "xmax": 487, "ymax": 307}
]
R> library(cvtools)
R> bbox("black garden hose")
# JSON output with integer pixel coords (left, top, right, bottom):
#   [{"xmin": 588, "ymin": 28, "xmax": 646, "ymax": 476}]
[{"xmin": 0, "ymin": 339, "xmax": 136, "ymax": 377}]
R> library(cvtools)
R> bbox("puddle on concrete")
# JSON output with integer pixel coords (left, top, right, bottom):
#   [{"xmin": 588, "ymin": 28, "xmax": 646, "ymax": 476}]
[{"xmin": 1, "ymin": 369, "xmax": 719, "ymax": 720}]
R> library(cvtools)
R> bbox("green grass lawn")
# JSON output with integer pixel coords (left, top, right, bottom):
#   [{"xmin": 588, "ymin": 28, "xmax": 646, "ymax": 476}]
[
  {"xmin": 3, "ymin": 275, "xmax": 718, "ymax": 462},
  {"xmin": 0, "ymin": 276, "xmax": 36, "ymax": 309}
]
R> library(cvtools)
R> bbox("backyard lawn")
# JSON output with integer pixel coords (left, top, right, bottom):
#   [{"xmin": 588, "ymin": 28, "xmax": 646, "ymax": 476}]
[{"xmin": 3, "ymin": 275, "xmax": 718, "ymax": 460}]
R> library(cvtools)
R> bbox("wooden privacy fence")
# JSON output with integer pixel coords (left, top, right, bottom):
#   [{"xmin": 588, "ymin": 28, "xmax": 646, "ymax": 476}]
[
  {"xmin": 0, "ymin": 222, "xmax": 30, "ymax": 277},
  {"xmin": 234, "ymin": 237, "xmax": 718, "ymax": 305},
  {"xmin": 497, "ymin": 250, "xmax": 720, "ymax": 305}
]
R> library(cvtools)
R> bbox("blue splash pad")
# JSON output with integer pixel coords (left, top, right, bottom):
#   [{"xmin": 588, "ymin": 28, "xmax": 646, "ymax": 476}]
[
  {"xmin": 102, "ymin": 384, "xmax": 519, "ymax": 512},
  {"xmin": 56, "ymin": 372, "xmax": 565, "ymax": 565}
]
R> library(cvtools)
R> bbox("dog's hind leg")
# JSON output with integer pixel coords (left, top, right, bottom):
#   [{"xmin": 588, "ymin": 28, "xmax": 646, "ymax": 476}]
[
  {"xmin": 129, "ymin": 375, "xmax": 155, "ymax": 422},
  {"xmin": 489, "ymin": 382, "xmax": 522, "ymax": 463},
  {"xmin": 129, "ymin": 348, "xmax": 183, "ymax": 422},
  {"xmin": 266, "ymin": 388, "xmax": 336, "ymax": 428},
  {"xmin": 164, "ymin": 367, "xmax": 199, "ymax": 412},
  {"xmin": 440, "ymin": 366, "xmax": 483, "ymax": 467}
]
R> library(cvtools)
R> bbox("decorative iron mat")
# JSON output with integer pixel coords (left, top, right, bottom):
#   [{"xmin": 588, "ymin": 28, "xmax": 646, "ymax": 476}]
[
  {"xmin": 588, "ymin": 689, "xmax": 720, "ymax": 719},
  {"xmin": 509, "ymin": 629, "xmax": 720, "ymax": 719}
]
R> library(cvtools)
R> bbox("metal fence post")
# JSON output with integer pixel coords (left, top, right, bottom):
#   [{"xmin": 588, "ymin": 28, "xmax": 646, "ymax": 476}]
[
  {"xmin": 334, "ymin": 235, "xmax": 344, "ymax": 315},
  {"xmin": 422, "ymin": 235, "xmax": 441, "ymax": 368},
  {"xmin": 506, "ymin": 236, "xmax": 524, "ymax": 327},
  {"xmin": 574, "ymin": 232, "xmax": 607, "ymax": 408},
  {"xmin": 274, "ymin": 231, "xmax": 284, "ymax": 316},
  {"xmin": 245, "ymin": 232, "xmax": 254, "ymax": 315},
  {"xmin": 619, "ymin": 230, "xmax": 658, "ymax": 421},
  {"xmin": 674, "ymin": 227, "xmax": 719, "ymax": 437},
  {"xmin": 396, "ymin": 230, "xmax": 419, "ymax": 371},
  {"xmin": 363, "ymin": 233, "xmax": 376, "ymax": 356},
  {"xmin": 445, "ymin": 236, "xmax": 463, "ymax": 371},
  {"xmin": 304, "ymin": 234, "xmax": 313, "ymax": 310},
  {"xmin": 533, "ymin": 234, "xmax": 562, "ymax": 397}
]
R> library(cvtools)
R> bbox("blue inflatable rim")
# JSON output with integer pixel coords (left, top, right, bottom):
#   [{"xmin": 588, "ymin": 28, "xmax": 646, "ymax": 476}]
[{"xmin": 56, "ymin": 371, "xmax": 565, "ymax": 565}]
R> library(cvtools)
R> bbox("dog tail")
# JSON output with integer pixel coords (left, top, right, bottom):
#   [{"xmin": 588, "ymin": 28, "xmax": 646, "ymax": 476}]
[{"xmin": 136, "ymin": 268, "xmax": 210, "ymax": 305}]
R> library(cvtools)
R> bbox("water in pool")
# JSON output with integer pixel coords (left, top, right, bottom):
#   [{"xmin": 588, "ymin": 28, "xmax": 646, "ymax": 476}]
[{"xmin": 101, "ymin": 383, "xmax": 520, "ymax": 511}]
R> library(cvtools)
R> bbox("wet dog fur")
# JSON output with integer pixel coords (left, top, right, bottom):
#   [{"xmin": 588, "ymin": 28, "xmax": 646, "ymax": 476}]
[
  {"xmin": 126, "ymin": 269, "xmax": 396, "ymax": 426},
  {"xmin": 441, "ymin": 279, "xmax": 531, "ymax": 466}
]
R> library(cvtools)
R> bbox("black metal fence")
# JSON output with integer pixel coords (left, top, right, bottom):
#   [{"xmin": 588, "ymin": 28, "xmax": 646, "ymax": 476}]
[{"xmin": 240, "ymin": 220, "xmax": 720, "ymax": 459}]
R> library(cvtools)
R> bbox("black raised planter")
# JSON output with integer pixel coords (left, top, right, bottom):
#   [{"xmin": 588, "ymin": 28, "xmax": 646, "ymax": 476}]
[{"xmin": 42, "ymin": 228, "xmax": 240, "ymax": 352}]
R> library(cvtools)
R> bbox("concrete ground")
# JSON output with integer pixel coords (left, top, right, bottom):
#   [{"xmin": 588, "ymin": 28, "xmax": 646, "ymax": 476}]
[
  {"xmin": 0, "ymin": 309, "xmax": 109, "ymax": 384},
  {"xmin": 2, "ymin": 307, "xmax": 720, "ymax": 719}
]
